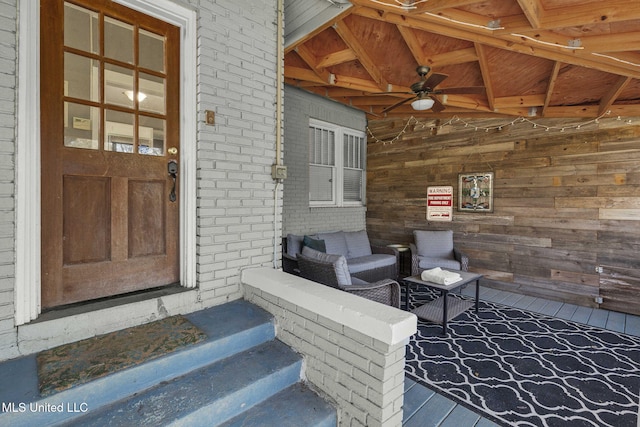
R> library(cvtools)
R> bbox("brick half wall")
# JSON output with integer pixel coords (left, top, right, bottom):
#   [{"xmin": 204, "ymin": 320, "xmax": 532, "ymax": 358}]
[{"xmin": 242, "ymin": 268, "xmax": 417, "ymax": 427}]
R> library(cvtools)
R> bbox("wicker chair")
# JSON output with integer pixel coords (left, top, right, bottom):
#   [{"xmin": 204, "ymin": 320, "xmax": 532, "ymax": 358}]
[
  {"xmin": 296, "ymin": 251, "xmax": 401, "ymax": 308},
  {"xmin": 411, "ymin": 230, "xmax": 469, "ymax": 275}
]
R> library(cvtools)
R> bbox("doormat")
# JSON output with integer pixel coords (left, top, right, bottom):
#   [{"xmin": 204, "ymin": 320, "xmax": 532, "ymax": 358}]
[
  {"xmin": 404, "ymin": 285, "xmax": 640, "ymax": 427},
  {"xmin": 37, "ymin": 315, "xmax": 207, "ymax": 397}
]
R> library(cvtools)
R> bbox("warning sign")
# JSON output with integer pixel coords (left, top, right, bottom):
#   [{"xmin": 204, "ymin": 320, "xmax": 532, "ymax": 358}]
[{"xmin": 427, "ymin": 186, "xmax": 453, "ymax": 221}]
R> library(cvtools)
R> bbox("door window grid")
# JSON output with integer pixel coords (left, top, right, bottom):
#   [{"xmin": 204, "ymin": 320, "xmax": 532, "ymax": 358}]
[{"xmin": 62, "ymin": 1, "xmax": 167, "ymax": 156}]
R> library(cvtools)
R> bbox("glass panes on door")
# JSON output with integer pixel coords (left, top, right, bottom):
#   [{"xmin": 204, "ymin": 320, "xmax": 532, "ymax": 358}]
[{"xmin": 63, "ymin": 1, "xmax": 167, "ymax": 156}]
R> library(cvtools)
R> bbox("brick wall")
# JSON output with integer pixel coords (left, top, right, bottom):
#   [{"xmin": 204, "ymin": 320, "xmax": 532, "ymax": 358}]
[
  {"xmin": 282, "ymin": 85, "xmax": 368, "ymax": 235},
  {"xmin": 0, "ymin": 0, "xmax": 17, "ymax": 358},
  {"xmin": 195, "ymin": 0, "xmax": 280, "ymax": 303},
  {"xmin": 243, "ymin": 268, "xmax": 416, "ymax": 427}
]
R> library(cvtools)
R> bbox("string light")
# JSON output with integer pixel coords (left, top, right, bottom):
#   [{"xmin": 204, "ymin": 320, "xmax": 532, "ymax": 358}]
[
  {"xmin": 366, "ymin": 110, "xmax": 619, "ymax": 145},
  {"xmin": 367, "ymin": 0, "xmax": 429, "ymax": 11}
]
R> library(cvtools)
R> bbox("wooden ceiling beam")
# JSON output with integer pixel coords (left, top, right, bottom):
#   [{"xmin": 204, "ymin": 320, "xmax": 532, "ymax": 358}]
[
  {"xmin": 493, "ymin": 94, "xmax": 546, "ymax": 109},
  {"xmin": 294, "ymin": 44, "xmax": 335, "ymax": 84},
  {"xmin": 581, "ymin": 32, "xmax": 640, "ymax": 53},
  {"xmin": 474, "ymin": 43, "xmax": 495, "ymax": 112},
  {"xmin": 351, "ymin": 5, "xmax": 640, "ymax": 78},
  {"xmin": 438, "ymin": 94, "xmax": 491, "ymax": 112},
  {"xmin": 332, "ymin": 74, "xmax": 387, "ymax": 92},
  {"xmin": 333, "ymin": 20, "xmax": 389, "ymax": 91},
  {"xmin": 396, "ymin": 25, "xmax": 425, "ymax": 65},
  {"xmin": 284, "ymin": 66, "xmax": 327, "ymax": 84},
  {"xmin": 316, "ymin": 48, "xmax": 357, "ymax": 68},
  {"xmin": 598, "ymin": 76, "xmax": 632, "ymax": 116},
  {"xmin": 534, "ymin": 0, "xmax": 640, "ymax": 30},
  {"xmin": 516, "ymin": 0, "xmax": 544, "ymax": 29},
  {"xmin": 542, "ymin": 62, "xmax": 562, "ymax": 117},
  {"xmin": 426, "ymin": 47, "xmax": 478, "ymax": 67},
  {"xmin": 410, "ymin": 0, "xmax": 486, "ymax": 14}
]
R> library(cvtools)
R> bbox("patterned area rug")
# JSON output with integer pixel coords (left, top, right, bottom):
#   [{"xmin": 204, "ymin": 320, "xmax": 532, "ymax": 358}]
[
  {"xmin": 37, "ymin": 315, "xmax": 207, "ymax": 397},
  {"xmin": 404, "ymin": 286, "xmax": 640, "ymax": 427}
]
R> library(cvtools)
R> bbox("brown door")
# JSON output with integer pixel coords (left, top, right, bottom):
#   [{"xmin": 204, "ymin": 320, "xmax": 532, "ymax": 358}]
[{"xmin": 40, "ymin": 0, "xmax": 181, "ymax": 308}]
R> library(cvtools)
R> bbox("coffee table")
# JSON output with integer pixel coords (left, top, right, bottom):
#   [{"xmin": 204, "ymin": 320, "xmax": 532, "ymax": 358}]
[{"xmin": 403, "ymin": 270, "xmax": 482, "ymax": 336}]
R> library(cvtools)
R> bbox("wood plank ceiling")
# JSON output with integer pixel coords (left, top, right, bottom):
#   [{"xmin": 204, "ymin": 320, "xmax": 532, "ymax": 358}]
[{"xmin": 284, "ymin": 0, "xmax": 640, "ymax": 119}]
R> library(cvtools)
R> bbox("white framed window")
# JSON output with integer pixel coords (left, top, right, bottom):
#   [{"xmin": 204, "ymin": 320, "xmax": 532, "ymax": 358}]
[{"xmin": 309, "ymin": 119, "xmax": 366, "ymax": 206}]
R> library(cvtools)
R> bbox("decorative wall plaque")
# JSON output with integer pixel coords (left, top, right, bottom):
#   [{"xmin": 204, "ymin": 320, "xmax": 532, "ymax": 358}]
[{"xmin": 458, "ymin": 172, "xmax": 493, "ymax": 212}]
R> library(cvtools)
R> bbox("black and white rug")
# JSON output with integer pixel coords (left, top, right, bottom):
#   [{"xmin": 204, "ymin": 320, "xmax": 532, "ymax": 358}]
[{"xmin": 404, "ymin": 286, "xmax": 640, "ymax": 427}]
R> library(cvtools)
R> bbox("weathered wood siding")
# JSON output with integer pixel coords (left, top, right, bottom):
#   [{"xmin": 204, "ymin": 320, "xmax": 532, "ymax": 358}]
[{"xmin": 366, "ymin": 118, "xmax": 640, "ymax": 315}]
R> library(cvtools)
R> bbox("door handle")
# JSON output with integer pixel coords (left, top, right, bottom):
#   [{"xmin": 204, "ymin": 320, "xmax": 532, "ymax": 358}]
[{"xmin": 168, "ymin": 160, "xmax": 178, "ymax": 202}]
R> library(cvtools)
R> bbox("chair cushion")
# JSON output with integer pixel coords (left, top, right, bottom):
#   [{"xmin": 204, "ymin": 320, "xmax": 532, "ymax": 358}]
[
  {"xmin": 345, "ymin": 230, "xmax": 372, "ymax": 258},
  {"xmin": 414, "ymin": 230, "xmax": 455, "ymax": 259},
  {"xmin": 418, "ymin": 256, "xmax": 461, "ymax": 271},
  {"xmin": 350, "ymin": 277, "xmax": 370, "ymax": 286},
  {"xmin": 317, "ymin": 231, "xmax": 349, "ymax": 258},
  {"xmin": 303, "ymin": 235, "xmax": 326, "ymax": 253},
  {"xmin": 286, "ymin": 234, "xmax": 304, "ymax": 257},
  {"xmin": 301, "ymin": 246, "xmax": 351, "ymax": 286},
  {"xmin": 347, "ymin": 254, "xmax": 396, "ymax": 274}
]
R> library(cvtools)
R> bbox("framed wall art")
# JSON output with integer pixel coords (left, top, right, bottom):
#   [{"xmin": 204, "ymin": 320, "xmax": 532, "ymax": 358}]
[{"xmin": 458, "ymin": 172, "xmax": 494, "ymax": 212}]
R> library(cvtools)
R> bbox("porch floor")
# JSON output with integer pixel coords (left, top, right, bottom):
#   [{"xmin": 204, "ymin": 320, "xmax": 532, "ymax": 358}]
[{"xmin": 402, "ymin": 285, "xmax": 640, "ymax": 427}]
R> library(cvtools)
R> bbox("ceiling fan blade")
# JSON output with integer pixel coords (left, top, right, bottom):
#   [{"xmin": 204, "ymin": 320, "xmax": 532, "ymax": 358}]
[
  {"xmin": 431, "ymin": 97, "xmax": 446, "ymax": 113},
  {"xmin": 435, "ymin": 86, "xmax": 485, "ymax": 95},
  {"xmin": 415, "ymin": 73, "xmax": 448, "ymax": 91},
  {"xmin": 381, "ymin": 96, "xmax": 415, "ymax": 113}
]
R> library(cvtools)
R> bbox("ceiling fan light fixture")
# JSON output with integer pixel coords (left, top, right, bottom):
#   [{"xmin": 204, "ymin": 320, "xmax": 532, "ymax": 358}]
[{"xmin": 411, "ymin": 98, "xmax": 435, "ymax": 111}]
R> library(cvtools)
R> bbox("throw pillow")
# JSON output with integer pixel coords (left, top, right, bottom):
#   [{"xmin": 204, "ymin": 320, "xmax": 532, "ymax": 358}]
[{"xmin": 303, "ymin": 235, "xmax": 326, "ymax": 253}]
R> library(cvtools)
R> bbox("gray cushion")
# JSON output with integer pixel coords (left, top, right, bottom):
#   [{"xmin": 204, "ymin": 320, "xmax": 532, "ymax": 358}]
[
  {"xmin": 414, "ymin": 230, "xmax": 455, "ymax": 259},
  {"xmin": 317, "ymin": 231, "xmax": 349, "ymax": 258},
  {"xmin": 303, "ymin": 235, "xmax": 326, "ymax": 253},
  {"xmin": 418, "ymin": 256, "xmax": 461, "ymax": 271},
  {"xmin": 286, "ymin": 234, "xmax": 304, "ymax": 257},
  {"xmin": 350, "ymin": 277, "xmax": 370, "ymax": 286},
  {"xmin": 347, "ymin": 254, "xmax": 396, "ymax": 274},
  {"xmin": 301, "ymin": 246, "xmax": 352, "ymax": 286},
  {"xmin": 345, "ymin": 230, "xmax": 372, "ymax": 258}
]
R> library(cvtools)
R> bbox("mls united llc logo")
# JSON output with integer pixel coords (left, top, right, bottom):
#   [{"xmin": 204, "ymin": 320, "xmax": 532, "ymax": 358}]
[{"xmin": 2, "ymin": 402, "xmax": 88, "ymax": 413}]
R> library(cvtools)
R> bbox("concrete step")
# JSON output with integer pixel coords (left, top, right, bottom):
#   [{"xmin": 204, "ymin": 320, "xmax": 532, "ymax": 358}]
[
  {"xmin": 62, "ymin": 340, "xmax": 313, "ymax": 426},
  {"xmin": 219, "ymin": 382, "xmax": 336, "ymax": 427},
  {"xmin": 0, "ymin": 300, "xmax": 335, "ymax": 426}
]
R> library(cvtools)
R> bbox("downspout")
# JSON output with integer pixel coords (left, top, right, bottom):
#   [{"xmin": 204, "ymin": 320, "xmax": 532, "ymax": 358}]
[{"xmin": 273, "ymin": 0, "xmax": 285, "ymax": 269}]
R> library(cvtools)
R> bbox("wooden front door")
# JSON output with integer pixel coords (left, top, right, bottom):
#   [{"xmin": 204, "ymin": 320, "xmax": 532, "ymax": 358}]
[{"xmin": 40, "ymin": 0, "xmax": 181, "ymax": 308}]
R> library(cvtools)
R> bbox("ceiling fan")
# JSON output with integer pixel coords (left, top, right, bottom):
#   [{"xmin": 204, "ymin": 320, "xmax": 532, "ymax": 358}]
[{"xmin": 382, "ymin": 65, "xmax": 485, "ymax": 114}]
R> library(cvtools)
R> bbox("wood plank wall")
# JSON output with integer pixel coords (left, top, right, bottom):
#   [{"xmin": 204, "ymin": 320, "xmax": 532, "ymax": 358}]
[{"xmin": 366, "ymin": 117, "xmax": 640, "ymax": 315}]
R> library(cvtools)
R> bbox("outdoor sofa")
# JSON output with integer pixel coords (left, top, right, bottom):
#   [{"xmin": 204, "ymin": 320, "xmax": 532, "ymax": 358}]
[{"xmin": 283, "ymin": 230, "xmax": 398, "ymax": 283}]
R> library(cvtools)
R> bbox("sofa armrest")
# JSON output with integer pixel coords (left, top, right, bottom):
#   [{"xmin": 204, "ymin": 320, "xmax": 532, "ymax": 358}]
[
  {"xmin": 282, "ymin": 253, "xmax": 300, "ymax": 275},
  {"xmin": 453, "ymin": 248, "xmax": 469, "ymax": 272},
  {"xmin": 345, "ymin": 278, "xmax": 401, "ymax": 308},
  {"xmin": 410, "ymin": 243, "xmax": 420, "ymax": 275},
  {"xmin": 371, "ymin": 245, "xmax": 397, "ymax": 257}
]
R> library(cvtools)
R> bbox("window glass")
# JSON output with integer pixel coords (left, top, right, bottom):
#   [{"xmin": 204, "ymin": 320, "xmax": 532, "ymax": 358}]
[
  {"xmin": 64, "ymin": 3, "xmax": 99, "ymax": 54},
  {"xmin": 138, "ymin": 116, "xmax": 165, "ymax": 156},
  {"xmin": 64, "ymin": 52, "xmax": 99, "ymax": 102},
  {"xmin": 104, "ymin": 110, "xmax": 135, "ymax": 153},
  {"xmin": 104, "ymin": 64, "xmax": 134, "ymax": 108},
  {"xmin": 104, "ymin": 16, "xmax": 134, "ymax": 64},
  {"xmin": 139, "ymin": 29, "xmax": 165, "ymax": 72},
  {"xmin": 309, "ymin": 120, "xmax": 365, "ymax": 206},
  {"xmin": 64, "ymin": 102, "xmax": 100, "ymax": 150}
]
